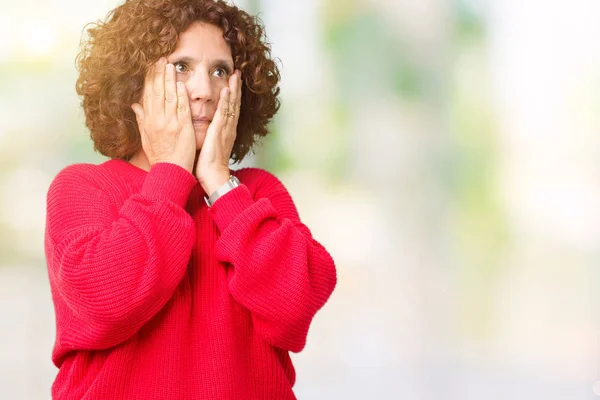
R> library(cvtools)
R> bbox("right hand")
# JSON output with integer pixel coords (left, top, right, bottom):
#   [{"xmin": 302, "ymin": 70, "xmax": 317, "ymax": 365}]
[{"xmin": 131, "ymin": 57, "xmax": 196, "ymax": 173}]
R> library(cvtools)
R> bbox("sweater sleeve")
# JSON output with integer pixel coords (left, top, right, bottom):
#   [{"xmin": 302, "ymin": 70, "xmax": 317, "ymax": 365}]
[
  {"xmin": 208, "ymin": 170, "xmax": 337, "ymax": 353},
  {"xmin": 45, "ymin": 162, "xmax": 197, "ymax": 349}
]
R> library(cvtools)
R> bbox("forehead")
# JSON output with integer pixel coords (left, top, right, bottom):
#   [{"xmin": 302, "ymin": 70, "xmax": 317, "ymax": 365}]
[{"xmin": 171, "ymin": 21, "xmax": 232, "ymax": 60}]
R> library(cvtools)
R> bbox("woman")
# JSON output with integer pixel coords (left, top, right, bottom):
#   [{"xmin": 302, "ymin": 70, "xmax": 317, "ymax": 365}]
[{"xmin": 44, "ymin": 0, "xmax": 337, "ymax": 398}]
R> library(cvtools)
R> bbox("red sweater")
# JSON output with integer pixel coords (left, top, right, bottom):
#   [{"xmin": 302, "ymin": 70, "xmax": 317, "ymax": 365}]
[{"xmin": 44, "ymin": 160, "xmax": 336, "ymax": 400}]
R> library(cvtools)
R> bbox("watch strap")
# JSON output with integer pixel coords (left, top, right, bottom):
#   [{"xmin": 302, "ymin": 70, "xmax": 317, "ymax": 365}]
[{"xmin": 204, "ymin": 175, "xmax": 240, "ymax": 207}]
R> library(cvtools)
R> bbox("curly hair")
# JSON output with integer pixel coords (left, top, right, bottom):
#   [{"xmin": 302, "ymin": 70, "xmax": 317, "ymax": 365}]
[{"xmin": 76, "ymin": 0, "xmax": 280, "ymax": 163}]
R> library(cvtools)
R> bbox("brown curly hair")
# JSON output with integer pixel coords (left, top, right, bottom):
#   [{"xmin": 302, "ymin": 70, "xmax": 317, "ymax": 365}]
[{"xmin": 76, "ymin": 0, "xmax": 280, "ymax": 163}]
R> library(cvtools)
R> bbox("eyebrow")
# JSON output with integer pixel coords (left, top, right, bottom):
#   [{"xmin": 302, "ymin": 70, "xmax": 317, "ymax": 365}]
[{"xmin": 168, "ymin": 55, "xmax": 234, "ymax": 70}]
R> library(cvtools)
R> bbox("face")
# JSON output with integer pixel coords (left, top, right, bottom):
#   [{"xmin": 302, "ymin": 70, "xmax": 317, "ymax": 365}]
[{"xmin": 167, "ymin": 21, "xmax": 234, "ymax": 149}]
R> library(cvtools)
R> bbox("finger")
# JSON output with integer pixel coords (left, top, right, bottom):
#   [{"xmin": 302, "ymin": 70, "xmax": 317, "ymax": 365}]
[
  {"xmin": 206, "ymin": 87, "xmax": 230, "ymax": 140},
  {"xmin": 152, "ymin": 57, "xmax": 166, "ymax": 116},
  {"xmin": 235, "ymin": 71, "xmax": 242, "ymax": 122},
  {"xmin": 142, "ymin": 64, "xmax": 155, "ymax": 114},
  {"xmin": 215, "ymin": 87, "xmax": 231, "ymax": 127},
  {"xmin": 131, "ymin": 103, "xmax": 146, "ymax": 138},
  {"xmin": 176, "ymin": 82, "xmax": 192, "ymax": 125},
  {"xmin": 164, "ymin": 63, "xmax": 177, "ymax": 119},
  {"xmin": 234, "ymin": 70, "xmax": 242, "ymax": 109},
  {"xmin": 226, "ymin": 71, "xmax": 241, "ymax": 125}
]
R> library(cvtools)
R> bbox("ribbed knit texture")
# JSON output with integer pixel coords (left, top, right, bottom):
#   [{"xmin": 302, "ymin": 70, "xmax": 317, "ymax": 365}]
[{"xmin": 44, "ymin": 159, "xmax": 337, "ymax": 400}]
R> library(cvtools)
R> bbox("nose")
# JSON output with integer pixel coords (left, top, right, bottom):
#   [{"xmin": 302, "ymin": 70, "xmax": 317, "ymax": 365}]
[{"xmin": 185, "ymin": 71, "xmax": 213, "ymax": 103}]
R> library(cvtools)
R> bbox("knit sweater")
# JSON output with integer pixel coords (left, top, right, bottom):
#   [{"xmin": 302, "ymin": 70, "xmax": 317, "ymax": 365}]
[{"xmin": 44, "ymin": 159, "xmax": 337, "ymax": 400}]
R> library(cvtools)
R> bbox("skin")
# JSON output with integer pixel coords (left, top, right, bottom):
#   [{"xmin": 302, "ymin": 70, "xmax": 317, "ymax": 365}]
[{"xmin": 130, "ymin": 21, "xmax": 243, "ymax": 196}]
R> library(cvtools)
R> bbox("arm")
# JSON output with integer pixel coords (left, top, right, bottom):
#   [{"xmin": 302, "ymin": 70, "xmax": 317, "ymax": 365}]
[
  {"xmin": 45, "ymin": 162, "xmax": 196, "ymax": 349},
  {"xmin": 209, "ymin": 170, "xmax": 337, "ymax": 353}
]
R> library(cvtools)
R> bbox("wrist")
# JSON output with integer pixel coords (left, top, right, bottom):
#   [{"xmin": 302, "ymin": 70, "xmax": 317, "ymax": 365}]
[
  {"xmin": 204, "ymin": 175, "xmax": 240, "ymax": 207},
  {"xmin": 151, "ymin": 157, "xmax": 193, "ymax": 174},
  {"xmin": 199, "ymin": 170, "xmax": 231, "ymax": 195}
]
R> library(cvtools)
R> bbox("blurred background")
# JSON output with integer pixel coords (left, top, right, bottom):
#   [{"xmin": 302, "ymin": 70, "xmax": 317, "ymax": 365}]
[{"xmin": 1, "ymin": 0, "xmax": 600, "ymax": 398}]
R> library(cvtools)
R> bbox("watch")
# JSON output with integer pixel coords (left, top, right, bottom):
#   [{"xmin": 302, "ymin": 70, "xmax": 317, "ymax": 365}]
[{"xmin": 204, "ymin": 175, "xmax": 240, "ymax": 207}]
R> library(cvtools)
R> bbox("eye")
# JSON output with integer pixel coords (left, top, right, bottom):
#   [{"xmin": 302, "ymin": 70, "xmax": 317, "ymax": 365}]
[
  {"xmin": 213, "ymin": 67, "xmax": 229, "ymax": 78},
  {"xmin": 173, "ymin": 62, "xmax": 189, "ymax": 73}
]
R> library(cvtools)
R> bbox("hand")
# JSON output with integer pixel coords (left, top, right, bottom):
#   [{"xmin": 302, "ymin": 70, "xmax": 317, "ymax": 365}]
[
  {"xmin": 196, "ymin": 70, "xmax": 242, "ymax": 194},
  {"xmin": 131, "ymin": 58, "xmax": 196, "ymax": 173}
]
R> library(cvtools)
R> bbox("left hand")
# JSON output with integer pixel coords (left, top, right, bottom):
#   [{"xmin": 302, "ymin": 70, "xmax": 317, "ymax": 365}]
[{"xmin": 196, "ymin": 70, "xmax": 242, "ymax": 194}]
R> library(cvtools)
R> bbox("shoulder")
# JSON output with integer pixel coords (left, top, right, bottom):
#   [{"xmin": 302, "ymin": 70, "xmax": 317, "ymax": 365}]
[
  {"xmin": 50, "ymin": 163, "xmax": 103, "ymax": 191},
  {"xmin": 233, "ymin": 168, "xmax": 300, "ymax": 217},
  {"xmin": 48, "ymin": 160, "xmax": 129, "ymax": 199},
  {"xmin": 233, "ymin": 167, "xmax": 288, "ymax": 196}
]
